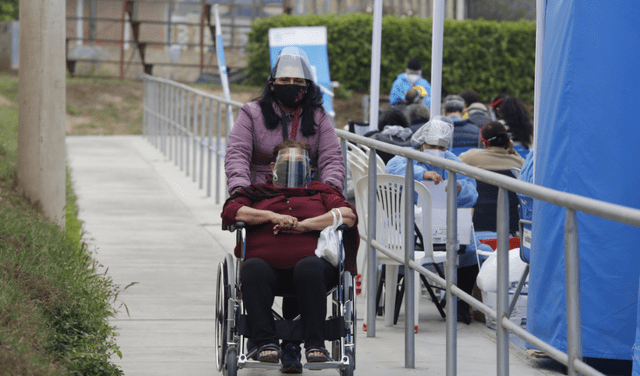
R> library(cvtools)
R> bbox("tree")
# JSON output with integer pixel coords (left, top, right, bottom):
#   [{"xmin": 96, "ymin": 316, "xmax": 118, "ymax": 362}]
[{"xmin": 0, "ymin": 0, "xmax": 18, "ymax": 21}]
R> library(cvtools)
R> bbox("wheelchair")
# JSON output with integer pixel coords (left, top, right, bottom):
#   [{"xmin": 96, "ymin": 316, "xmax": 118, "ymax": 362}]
[{"xmin": 216, "ymin": 222, "xmax": 357, "ymax": 376}]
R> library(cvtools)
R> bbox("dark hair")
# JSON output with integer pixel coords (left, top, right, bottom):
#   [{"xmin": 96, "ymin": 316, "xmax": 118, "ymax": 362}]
[
  {"xmin": 459, "ymin": 89, "xmax": 480, "ymax": 107},
  {"xmin": 405, "ymin": 104, "xmax": 430, "ymax": 125},
  {"xmin": 258, "ymin": 78, "xmax": 324, "ymax": 138},
  {"xmin": 494, "ymin": 97, "xmax": 533, "ymax": 149},
  {"xmin": 378, "ymin": 107, "xmax": 409, "ymax": 131},
  {"xmin": 480, "ymin": 121, "xmax": 511, "ymax": 148},
  {"xmin": 407, "ymin": 58, "xmax": 421, "ymax": 71},
  {"xmin": 272, "ymin": 139, "xmax": 312, "ymax": 161},
  {"xmin": 404, "ymin": 88, "xmax": 421, "ymax": 104}
]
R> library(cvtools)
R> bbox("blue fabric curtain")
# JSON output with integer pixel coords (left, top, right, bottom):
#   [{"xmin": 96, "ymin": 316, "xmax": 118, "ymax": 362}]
[{"xmin": 529, "ymin": 0, "xmax": 640, "ymax": 360}]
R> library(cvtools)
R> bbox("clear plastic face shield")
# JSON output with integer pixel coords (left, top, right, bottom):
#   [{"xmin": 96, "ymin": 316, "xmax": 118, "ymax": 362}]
[
  {"xmin": 272, "ymin": 148, "xmax": 312, "ymax": 188},
  {"xmin": 272, "ymin": 47, "xmax": 315, "ymax": 82}
]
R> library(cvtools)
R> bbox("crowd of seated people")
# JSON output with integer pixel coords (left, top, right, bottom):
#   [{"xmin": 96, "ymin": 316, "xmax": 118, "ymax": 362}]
[{"xmin": 355, "ymin": 85, "xmax": 534, "ymax": 324}]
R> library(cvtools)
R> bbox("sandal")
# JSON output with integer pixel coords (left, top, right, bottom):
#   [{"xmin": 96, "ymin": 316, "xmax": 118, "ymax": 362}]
[
  {"xmin": 305, "ymin": 347, "xmax": 331, "ymax": 363},
  {"xmin": 257, "ymin": 343, "xmax": 281, "ymax": 363}
]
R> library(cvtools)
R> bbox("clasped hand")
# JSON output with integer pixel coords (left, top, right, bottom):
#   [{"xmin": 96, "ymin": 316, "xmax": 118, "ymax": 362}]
[{"xmin": 271, "ymin": 213, "xmax": 308, "ymax": 235}]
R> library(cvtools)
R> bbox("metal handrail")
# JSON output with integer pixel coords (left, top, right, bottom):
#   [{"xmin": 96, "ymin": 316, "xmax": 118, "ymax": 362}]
[
  {"xmin": 141, "ymin": 74, "xmax": 243, "ymax": 203},
  {"xmin": 335, "ymin": 128, "xmax": 634, "ymax": 376}
]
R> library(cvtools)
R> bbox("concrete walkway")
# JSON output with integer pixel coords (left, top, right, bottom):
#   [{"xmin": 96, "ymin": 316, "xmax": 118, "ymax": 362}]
[{"xmin": 66, "ymin": 135, "xmax": 564, "ymax": 376}]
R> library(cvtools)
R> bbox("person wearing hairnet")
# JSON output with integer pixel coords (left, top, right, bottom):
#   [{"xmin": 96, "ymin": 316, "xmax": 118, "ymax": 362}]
[
  {"xmin": 386, "ymin": 117, "xmax": 478, "ymax": 207},
  {"xmin": 385, "ymin": 117, "xmax": 488, "ymax": 324},
  {"xmin": 225, "ymin": 46, "xmax": 345, "ymax": 373}
]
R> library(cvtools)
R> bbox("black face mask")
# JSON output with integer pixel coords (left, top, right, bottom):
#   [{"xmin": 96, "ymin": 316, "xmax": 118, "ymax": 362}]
[{"xmin": 274, "ymin": 84, "xmax": 307, "ymax": 108}]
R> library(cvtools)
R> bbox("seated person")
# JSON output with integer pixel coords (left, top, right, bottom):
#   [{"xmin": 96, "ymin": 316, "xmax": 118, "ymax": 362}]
[
  {"xmin": 221, "ymin": 140, "xmax": 359, "ymax": 369},
  {"xmin": 390, "ymin": 87, "xmax": 423, "ymax": 113},
  {"xmin": 385, "ymin": 118, "xmax": 492, "ymax": 324},
  {"xmin": 443, "ymin": 94, "xmax": 481, "ymax": 149},
  {"xmin": 365, "ymin": 107, "xmax": 412, "ymax": 164},
  {"xmin": 404, "ymin": 103, "xmax": 430, "ymax": 134},
  {"xmin": 459, "ymin": 89, "xmax": 491, "ymax": 128},
  {"xmin": 458, "ymin": 122, "xmax": 524, "ymax": 170}
]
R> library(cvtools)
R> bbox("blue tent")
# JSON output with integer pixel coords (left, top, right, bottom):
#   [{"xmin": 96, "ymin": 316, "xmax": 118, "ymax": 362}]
[{"xmin": 529, "ymin": 0, "xmax": 640, "ymax": 360}]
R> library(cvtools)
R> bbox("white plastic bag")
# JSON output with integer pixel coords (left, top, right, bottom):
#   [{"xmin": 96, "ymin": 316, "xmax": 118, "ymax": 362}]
[{"xmin": 314, "ymin": 209, "xmax": 343, "ymax": 267}]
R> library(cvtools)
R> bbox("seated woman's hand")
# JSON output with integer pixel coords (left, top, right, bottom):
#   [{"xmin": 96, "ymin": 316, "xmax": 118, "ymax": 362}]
[
  {"xmin": 278, "ymin": 220, "xmax": 311, "ymax": 235},
  {"xmin": 423, "ymin": 171, "xmax": 444, "ymax": 184},
  {"xmin": 271, "ymin": 213, "xmax": 299, "ymax": 234}
]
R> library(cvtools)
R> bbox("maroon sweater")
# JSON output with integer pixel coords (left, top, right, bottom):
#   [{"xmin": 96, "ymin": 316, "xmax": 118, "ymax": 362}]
[{"xmin": 221, "ymin": 181, "xmax": 359, "ymax": 274}]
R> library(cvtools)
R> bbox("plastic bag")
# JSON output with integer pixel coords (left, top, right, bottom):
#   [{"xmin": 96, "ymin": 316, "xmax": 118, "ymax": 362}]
[{"xmin": 314, "ymin": 209, "xmax": 343, "ymax": 267}]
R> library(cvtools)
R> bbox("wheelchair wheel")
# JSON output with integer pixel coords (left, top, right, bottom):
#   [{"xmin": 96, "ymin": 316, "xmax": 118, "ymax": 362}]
[
  {"xmin": 224, "ymin": 346, "xmax": 237, "ymax": 376},
  {"xmin": 215, "ymin": 255, "xmax": 236, "ymax": 373},
  {"xmin": 215, "ymin": 261, "xmax": 228, "ymax": 371},
  {"xmin": 340, "ymin": 348, "xmax": 355, "ymax": 376}
]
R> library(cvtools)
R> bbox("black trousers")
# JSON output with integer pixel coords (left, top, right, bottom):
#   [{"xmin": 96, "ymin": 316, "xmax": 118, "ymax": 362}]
[{"xmin": 240, "ymin": 256, "xmax": 338, "ymax": 350}]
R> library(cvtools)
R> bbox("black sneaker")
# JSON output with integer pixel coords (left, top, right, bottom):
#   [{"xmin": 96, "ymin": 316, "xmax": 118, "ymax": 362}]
[{"xmin": 280, "ymin": 343, "xmax": 303, "ymax": 374}]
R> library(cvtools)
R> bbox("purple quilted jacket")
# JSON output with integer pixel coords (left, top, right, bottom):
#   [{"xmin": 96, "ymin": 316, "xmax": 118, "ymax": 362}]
[{"xmin": 225, "ymin": 100, "xmax": 345, "ymax": 193}]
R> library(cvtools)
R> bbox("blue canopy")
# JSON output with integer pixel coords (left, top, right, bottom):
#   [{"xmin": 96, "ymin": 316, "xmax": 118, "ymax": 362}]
[{"xmin": 529, "ymin": 0, "xmax": 640, "ymax": 360}]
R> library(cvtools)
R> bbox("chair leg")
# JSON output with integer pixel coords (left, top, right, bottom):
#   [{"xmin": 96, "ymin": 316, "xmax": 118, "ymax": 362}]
[
  {"xmin": 508, "ymin": 264, "xmax": 529, "ymax": 318},
  {"xmin": 393, "ymin": 275, "xmax": 404, "ymax": 325},
  {"xmin": 375, "ymin": 266, "xmax": 386, "ymax": 316},
  {"xmin": 384, "ymin": 265, "xmax": 399, "ymax": 326},
  {"xmin": 420, "ymin": 274, "xmax": 446, "ymax": 319}
]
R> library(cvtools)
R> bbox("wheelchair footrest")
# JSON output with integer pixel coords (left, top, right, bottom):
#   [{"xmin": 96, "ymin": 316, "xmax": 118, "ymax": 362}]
[
  {"xmin": 238, "ymin": 315, "xmax": 346, "ymax": 341},
  {"xmin": 304, "ymin": 360, "xmax": 347, "ymax": 371}
]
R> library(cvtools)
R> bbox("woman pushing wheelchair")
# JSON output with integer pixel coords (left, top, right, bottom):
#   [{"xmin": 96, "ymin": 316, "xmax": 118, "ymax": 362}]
[{"xmin": 221, "ymin": 140, "xmax": 359, "ymax": 370}]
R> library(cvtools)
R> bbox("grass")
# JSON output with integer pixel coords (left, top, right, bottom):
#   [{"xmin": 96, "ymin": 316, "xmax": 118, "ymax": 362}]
[{"xmin": 0, "ymin": 74, "xmax": 125, "ymax": 375}]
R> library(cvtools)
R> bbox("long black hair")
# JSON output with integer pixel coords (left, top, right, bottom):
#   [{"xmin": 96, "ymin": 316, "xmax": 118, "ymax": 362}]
[
  {"xmin": 493, "ymin": 96, "xmax": 533, "ymax": 149},
  {"xmin": 258, "ymin": 77, "xmax": 325, "ymax": 138}
]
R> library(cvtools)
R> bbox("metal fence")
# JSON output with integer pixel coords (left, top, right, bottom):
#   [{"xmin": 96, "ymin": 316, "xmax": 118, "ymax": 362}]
[
  {"xmin": 142, "ymin": 74, "xmax": 243, "ymax": 203},
  {"xmin": 142, "ymin": 76, "xmax": 640, "ymax": 376}
]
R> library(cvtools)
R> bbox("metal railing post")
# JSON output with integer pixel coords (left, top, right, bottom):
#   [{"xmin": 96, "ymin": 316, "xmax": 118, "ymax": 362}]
[
  {"xmin": 200, "ymin": 96, "xmax": 206, "ymax": 189},
  {"xmin": 366, "ymin": 147, "xmax": 377, "ymax": 337},
  {"xmin": 179, "ymin": 89, "xmax": 185, "ymax": 171},
  {"xmin": 565, "ymin": 209, "xmax": 582, "ymax": 376},
  {"xmin": 216, "ymin": 101, "xmax": 222, "ymax": 203},
  {"xmin": 403, "ymin": 159, "xmax": 415, "ymax": 368},
  {"xmin": 185, "ymin": 92, "xmax": 191, "ymax": 177},
  {"xmin": 193, "ymin": 95, "xmax": 199, "ymax": 182},
  {"xmin": 168, "ymin": 85, "xmax": 174, "ymax": 160},
  {"xmin": 142, "ymin": 78, "xmax": 147, "ymax": 138},
  {"xmin": 446, "ymin": 172, "xmax": 458, "ymax": 376},
  {"xmin": 496, "ymin": 187, "xmax": 510, "ymax": 376},
  {"xmin": 207, "ymin": 98, "xmax": 214, "ymax": 198}
]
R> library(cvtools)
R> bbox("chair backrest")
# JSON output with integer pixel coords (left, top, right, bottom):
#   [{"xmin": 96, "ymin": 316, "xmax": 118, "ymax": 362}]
[
  {"xmin": 355, "ymin": 174, "xmax": 433, "ymax": 259},
  {"xmin": 347, "ymin": 141, "xmax": 386, "ymax": 174},
  {"xmin": 472, "ymin": 170, "xmax": 520, "ymax": 233}
]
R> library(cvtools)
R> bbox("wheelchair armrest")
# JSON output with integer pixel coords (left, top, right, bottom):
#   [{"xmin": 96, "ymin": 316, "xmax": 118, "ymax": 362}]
[{"xmin": 222, "ymin": 221, "xmax": 247, "ymax": 232}]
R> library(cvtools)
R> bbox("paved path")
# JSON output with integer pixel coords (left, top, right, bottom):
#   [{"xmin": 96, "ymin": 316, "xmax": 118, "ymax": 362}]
[{"xmin": 66, "ymin": 135, "xmax": 564, "ymax": 376}]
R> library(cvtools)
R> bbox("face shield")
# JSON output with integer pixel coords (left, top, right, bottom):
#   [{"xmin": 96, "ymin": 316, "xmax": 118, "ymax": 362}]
[
  {"xmin": 272, "ymin": 148, "xmax": 312, "ymax": 188},
  {"xmin": 411, "ymin": 117, "xmax": 454, "ymax": 150},
  {"xmin": 272, "ymin": 47, "xmax": 315, "ymax": 81}
]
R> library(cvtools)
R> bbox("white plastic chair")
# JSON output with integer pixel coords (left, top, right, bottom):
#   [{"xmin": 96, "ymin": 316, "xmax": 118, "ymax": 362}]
[
  {"xmin": 356, "ymin": 174, "xmax": 447, "ymax": 331},
  {"xmin": 347, "ymin": 141, "xmax": 385, "ymax": 174}
]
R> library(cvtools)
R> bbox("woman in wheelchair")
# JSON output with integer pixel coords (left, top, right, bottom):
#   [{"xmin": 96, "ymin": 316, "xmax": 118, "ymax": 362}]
[{"xmin": 221, "ymin": 140, "xmax": 359, "ymax": 371}]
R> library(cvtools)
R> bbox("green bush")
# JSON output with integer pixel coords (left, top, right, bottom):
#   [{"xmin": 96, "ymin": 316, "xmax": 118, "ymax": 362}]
[{"xmin": 246, "ymin": 14, "xmax": 535, "ymax": 103}]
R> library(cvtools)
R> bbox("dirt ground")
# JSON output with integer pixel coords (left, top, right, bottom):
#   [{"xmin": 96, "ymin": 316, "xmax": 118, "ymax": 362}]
[{"xmin": 64, "ymin": 78, "xmax": 369, "ymax": 135}]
